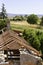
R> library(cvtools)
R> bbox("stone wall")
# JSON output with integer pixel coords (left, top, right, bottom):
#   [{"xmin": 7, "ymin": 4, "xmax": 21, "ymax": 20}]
[{"xmin": 20, "ymin": 54, "xmax": 40, "ymax": 65}]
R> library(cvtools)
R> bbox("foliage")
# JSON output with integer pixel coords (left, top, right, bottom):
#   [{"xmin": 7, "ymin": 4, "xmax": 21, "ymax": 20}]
[
  {"xmin": 1, "ymin": 3, "xmax": 7, "ymax": 19},
  {"xmin": 40, "ymin": 36, "xmax": 43, "ymax": 54},
  {"xmin": 10, "ymin": 15, "xmax": 28, "ymax": 21},
  {"xmin": 0, "ymin": 19, "xmax": 7, "ymax": 29},
  {"xmin": 27, "ymin": 14, "xmax": 39, "ymax": 24},
  {"xmin": 23, "ymin": 29, "xmax": 43, "ymax": 52},
  {"xmin": 40, "ymin": 16, "xmax": 43, "ymax": 25},
  {"xmin": 0, "ymin": 3, "xmax": 9, "ymax": 30},
  {"xmin": 13, "ymin": 16, "xmax": 23, "ymax": 21},
  {"xmin": 36, "ymin": 31, "xmax": 43, "ymax": 54}
]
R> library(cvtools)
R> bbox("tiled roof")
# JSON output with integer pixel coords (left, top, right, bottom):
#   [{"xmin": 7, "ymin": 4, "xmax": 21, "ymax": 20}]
[{"xmin": 0, "ymin": 30, "xmax": 41, "ymax": 56}]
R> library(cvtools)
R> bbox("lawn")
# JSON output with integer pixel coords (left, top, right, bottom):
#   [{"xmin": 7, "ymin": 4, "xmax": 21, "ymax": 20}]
[{"xmin": 10, "ymin": 21, "xmax": 43, "ymax": 32}]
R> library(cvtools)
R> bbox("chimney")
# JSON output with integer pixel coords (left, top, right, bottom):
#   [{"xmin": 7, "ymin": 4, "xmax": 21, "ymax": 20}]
[{"xmin": 7, "ymin": 19, "xmax": 10, "ymax": 30}]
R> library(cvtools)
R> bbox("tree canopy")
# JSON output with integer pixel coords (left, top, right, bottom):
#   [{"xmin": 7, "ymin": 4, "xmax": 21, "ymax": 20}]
[
  {"xmin": 0, "ymin": 3, "xmax": 9, "ymax": 30},
  {"xmin": 27, "ymin": 14, "xmax": 39, "ymax": 24},
  {"xmin": 1, "ymin": 3, "xmax": 7, "ymax": 19}
]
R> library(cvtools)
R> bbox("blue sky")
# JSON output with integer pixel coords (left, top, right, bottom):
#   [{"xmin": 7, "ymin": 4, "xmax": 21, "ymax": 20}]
[{"xmin": 0, "ymin": 0, "xmax": 43, "ymax": 14}]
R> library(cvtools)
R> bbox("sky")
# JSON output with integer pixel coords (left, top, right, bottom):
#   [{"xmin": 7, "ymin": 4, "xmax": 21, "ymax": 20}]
[{"xmin": 0, "ymin": 0, "xmax": 43, "ymax": 14}]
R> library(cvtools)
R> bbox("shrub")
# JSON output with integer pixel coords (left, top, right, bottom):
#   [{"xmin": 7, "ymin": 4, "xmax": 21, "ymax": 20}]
[{"xmin": 23, "ymin": 29, "xmax": 43, "ymax": 51}]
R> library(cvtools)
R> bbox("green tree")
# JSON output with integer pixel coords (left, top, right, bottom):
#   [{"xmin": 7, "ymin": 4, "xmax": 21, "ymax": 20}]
[
  {"xmin": 40, "ymin": 16, "xmax": 43, "ymax": 25},
  {"xmin": 23, "ymin": 29, "xmax": 41, "ymax": 51},
  {"xmin": 38, "ymin": 33, "xmax": 43, "ymax": 54},
  {"xmin": 0, "ymin": 19, "xmax": 7, "ymax": 29},
  {"xmin": 40, "ymin": 37, "xmax": 43, "ymax": 54},
  {"xmin": 1, "ymin": 3, "xmax": 7, "ymax": 19},
  {"xmin": 27, "ymin": 14, "xmax": 39, "ymax": 24}
]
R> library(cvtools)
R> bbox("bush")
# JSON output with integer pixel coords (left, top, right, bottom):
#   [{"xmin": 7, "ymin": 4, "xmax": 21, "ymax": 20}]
[
  {"xmin": 23, "ymin": 29, "xmax": 43, "ymax": 51},
  {"xmin": 0, "ymin": 19, "xmax": 7, "ymax": 29}
]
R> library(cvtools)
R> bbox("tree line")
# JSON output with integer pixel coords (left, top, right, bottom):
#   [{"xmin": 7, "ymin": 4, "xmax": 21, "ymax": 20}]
[
  {"xmin": 10, "ymin": 14, "xmax": 43, "ymax": 26},
  {"xmin": 10, "ymin": 15, "xmax": 28, "ymax": 21}
]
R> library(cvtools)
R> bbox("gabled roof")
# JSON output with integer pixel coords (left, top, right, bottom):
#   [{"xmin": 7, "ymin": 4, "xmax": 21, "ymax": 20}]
[{"xmin": 0, "ymin": 30, "xmax": 41, "ymax": 56}]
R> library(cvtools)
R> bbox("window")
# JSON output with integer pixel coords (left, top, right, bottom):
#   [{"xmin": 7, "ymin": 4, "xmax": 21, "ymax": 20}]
[{"xmin": 4, "ymin": 50, "xmax": 20, "ymax": 60}]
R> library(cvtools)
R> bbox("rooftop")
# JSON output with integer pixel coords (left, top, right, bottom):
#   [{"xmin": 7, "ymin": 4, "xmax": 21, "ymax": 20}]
[{"xmin": 0, "ymin": 28, "xmax": 41, "ymax": 56}]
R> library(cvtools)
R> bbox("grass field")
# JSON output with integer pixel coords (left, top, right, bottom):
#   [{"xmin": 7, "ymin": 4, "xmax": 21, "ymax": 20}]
[{"xmin": 10, "ymin": 21, "xmax": 43, "ymax": 32}]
